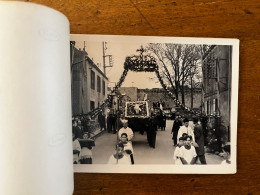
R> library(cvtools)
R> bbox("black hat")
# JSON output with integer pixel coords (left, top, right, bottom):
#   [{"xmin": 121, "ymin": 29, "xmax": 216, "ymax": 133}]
[
  {"xmin": 183, "ymin": 118, "xmax": 189, "ymax": 123},
  {"xmin": 193, "ymin": 117, "xmax": 199, "ymax": 123},
  {"xmin": 179, "ymin": 137, "xmax": 184, "ymax": 141}
]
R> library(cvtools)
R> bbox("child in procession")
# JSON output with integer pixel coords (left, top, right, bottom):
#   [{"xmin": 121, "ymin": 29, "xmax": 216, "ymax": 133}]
[
  {"xmin": 120, "ymin": 133, "xmax": 134, "ymax": 164},
  {"xmin": 79, "ymin": 133, "xmax": 93, "ymax": 164},
  {"xmin": 107, "ymin": 143, "xmax": 131, "ymax": 164},
  {"xmin": 179, "ymin": 135, "xmax": 197, "ymax": 165},
  {"xmin": 72, "ymin": 131, "xmax": 81, "ymax": 164},
  {"xmin": 173, "ymin": 137, "xmax": 185, "ymax": 165}
]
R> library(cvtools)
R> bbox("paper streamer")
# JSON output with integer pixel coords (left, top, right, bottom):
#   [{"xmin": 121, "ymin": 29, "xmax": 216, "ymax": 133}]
[{"xmin": 0, "ymin": 2, "xmax": 73, "ymax": 195}]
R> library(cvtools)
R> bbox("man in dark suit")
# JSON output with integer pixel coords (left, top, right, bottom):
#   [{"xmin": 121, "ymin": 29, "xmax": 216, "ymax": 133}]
[
  {"xmin": 107, "ymin": 110, "xmax": 116, "ymax": 133},
  {"xmin": 193, "ymin": 117, "xmax": 207, "ymax": 164},
  {"xmin": 147, "ymin": 115, "xmax": 157, "ymax": 148},
  {"xmin": 72, "ymin": 120, "xmax": 83, "ymax": 139},
  {"xmin": 171, "ymin": 116, "xmax": 182, "ymax": 146},
  {"xmin": 98, "ymin": 111, "xmax": 106, "ymax": 131}
]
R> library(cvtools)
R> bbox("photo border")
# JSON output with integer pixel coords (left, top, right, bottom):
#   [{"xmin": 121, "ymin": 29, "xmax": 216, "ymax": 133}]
[{"xmin": 71, "ymin": 34, "xmax": 239, "ymax": 174}]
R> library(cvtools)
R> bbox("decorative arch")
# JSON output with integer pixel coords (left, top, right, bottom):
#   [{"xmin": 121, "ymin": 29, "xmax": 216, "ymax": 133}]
[{"xmin": 74, "ymin": 47, "xmax": 201, "ymax": 119}]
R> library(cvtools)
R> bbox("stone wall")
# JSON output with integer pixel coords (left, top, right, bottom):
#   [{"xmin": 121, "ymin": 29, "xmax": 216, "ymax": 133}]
[{"xmin": 119, "ymin": 87, "xmax": 138, "ymax": 101}]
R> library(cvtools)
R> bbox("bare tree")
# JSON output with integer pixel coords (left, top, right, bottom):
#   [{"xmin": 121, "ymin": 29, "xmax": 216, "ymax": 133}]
[
  {"xmin": 147, "ymin": 43, "xmax": 181, "ymax": 102},
  {"xmin": 147, "ymin": 43, "xmax": 202, "ymax": 107},
  {"xmin": 185, "ymin": 45, "xmax": 202, "ymax": 108}
]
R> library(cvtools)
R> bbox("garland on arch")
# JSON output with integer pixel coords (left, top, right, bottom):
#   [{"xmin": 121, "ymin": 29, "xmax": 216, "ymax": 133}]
[
  {"xmin": 154, "ymin": 69, "xmax": 201, "ymax": 116},
  {"xmin": 73, "ymin": 47, "xmax": 212, "ymax": 120},
  {"xmin": 124, "ymin": 55, "xmax": 158, "ymax": 72}
]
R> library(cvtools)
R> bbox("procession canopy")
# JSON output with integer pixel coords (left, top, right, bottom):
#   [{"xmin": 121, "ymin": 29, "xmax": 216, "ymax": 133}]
[
  {"xmin": 74, "ymin": 46, "xmax": 201, "ymax": 119},
  {"xmin": 124, "ymin": 46, "xmax": 158, "ymax": 72}
]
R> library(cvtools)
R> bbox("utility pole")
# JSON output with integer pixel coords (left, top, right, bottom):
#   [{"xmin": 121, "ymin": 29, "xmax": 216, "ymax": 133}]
[
  {"xmin": 116, "ymin": 94, "xmax": 120, "ymax": 164},
  {"xmin": 103, "ymin": 41, "xmax": 113, "ymax": 76},
  {"xmin": 70, "ymin": 41, "xmax": 75, "ymax": 116},
  {"xmin": 103, "ymin": 41, "xmax": 106, "ymax": 75}
]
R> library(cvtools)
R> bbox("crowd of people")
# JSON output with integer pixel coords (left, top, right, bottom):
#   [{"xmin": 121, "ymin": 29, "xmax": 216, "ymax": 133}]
[
  {"xmin": 172, "ymin": 116, "xmax": 231, "ymax": 165},
  {"xmin": 171, "ymin": 117, "xmax": 207, "ymax": 165},
  {"xmin": 72, "ymin": 116, "xmax": 135, "ymax": 165},
  {"xmin": 71, "ymin": 113, "xmax": 230, "ymax": 165},
  {"xmin": 72, "ymin": 118, "xmax": 94, "ymax": 164}
]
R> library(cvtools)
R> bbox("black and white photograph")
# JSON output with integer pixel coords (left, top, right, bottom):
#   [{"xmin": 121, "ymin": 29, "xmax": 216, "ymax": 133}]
[{"xmin": 70, "ymin": 35, "xmax": 239, "ymax": 173}]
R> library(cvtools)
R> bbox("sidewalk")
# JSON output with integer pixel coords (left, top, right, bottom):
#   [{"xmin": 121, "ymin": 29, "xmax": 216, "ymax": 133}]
[
  {"xmin": 203, "ymin": 152, "xmax": 223, "ymax": 164},
  {"xmin": 90, "ymin": 128, "xmax": 107, "ymax": 140}
]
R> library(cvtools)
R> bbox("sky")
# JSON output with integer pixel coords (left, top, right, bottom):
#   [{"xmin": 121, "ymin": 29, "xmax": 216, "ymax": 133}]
[{"xmin": 71, "ymin": 36, "xmax": 161, "ymax": 89}]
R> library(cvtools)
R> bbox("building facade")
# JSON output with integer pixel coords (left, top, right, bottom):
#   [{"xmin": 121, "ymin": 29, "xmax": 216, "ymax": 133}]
[
  {"xmin": 202, "ymin": 45, "xmax": 232, "ymax": 127},
  {"xmin": 138, "ymin": 87, "xmax": 202, "ymax": 110},
  {"xmin": 118, "ymin": 87, "xmax": 138, "ymax": 101},
  {"xmin": 118, "ymin": 86, "xmax": 202, "ymax": 111},
  {"xmin": 71, "ymin": 44, "xmax": 108, "ymax": 115}
]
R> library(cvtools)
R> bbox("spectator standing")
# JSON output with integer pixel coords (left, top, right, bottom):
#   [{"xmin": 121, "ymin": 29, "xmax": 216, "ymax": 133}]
[
  {"xmin": 110, "ymin": 112, "xmax": 117, "ymax": 134},
  {"xmin": 162, "ymin": 113, "xmax": 166, "ymax": 131},
  {"xmin": 157, "ymin": 110, "xmax": 164, "ymax": 131},
  {"xmin": 72, "ymin": 131, "xmax": 81, "ymax": 164},
  {"xmin": 81, "ymin": 116, "xmax": 90, "ymax": 134},
  {"xmin": 107, "ymin": 110, "xmax": 116, "ymax": 133},
  {"xmin": 107, "ymin": 111, "xmax": 112, "ymax": 133},
  {"xmin": 193, "ymin": 117, "xmax": 207, "ymax": 164},
  {"xmin": 201, "ymin": 116, "xmax": 209, "ymax": 145},
  {"xmin": 72, "ymin": 120, "xmax": 83, "ymax": 139},
  {"xmin": 171, "ymin": 116, "xmax": 183, "ymax": 146},
  {"xmin": 77, "ymin": 120, "xmax": 84, "ymax": 139},
  {"xmin": 98, "ymin": 111, "xmax": 106, "ymax": 131}
]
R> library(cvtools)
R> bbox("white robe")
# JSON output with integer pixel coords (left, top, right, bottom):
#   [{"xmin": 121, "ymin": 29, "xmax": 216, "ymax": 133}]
[
  {"xmin": 177, "ymin": 125, "xmax": 195, "ymax": 143},
  {"xmin": 118, "ymin": 127, "xmax": 134, "ymax": 141},
  {"xmin": 73, "ymin": 139, "xmax": 81, "ymax": 163},
  {"xmin": 178, "ymin": 146, "xmax": 197, "ymax": 164},
  {"xmin": 79, "ymin": 147, "xmax": 92, "ymax": 159},
  {"xmin": 123, "ymin": 141, "xmax": 134, "ymax": 154},
  {"xmin": 107, "ymin": 154, "xmax": 131, "ymax": 164},
  {"xmin": 173, "ymin": 146, "xmax": 183, "ymax": 165}
]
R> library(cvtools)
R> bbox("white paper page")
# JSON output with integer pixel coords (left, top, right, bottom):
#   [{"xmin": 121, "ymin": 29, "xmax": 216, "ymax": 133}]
[{"xmin": 0, "ymin": 2, "xmax": 73, "ymax": 195}]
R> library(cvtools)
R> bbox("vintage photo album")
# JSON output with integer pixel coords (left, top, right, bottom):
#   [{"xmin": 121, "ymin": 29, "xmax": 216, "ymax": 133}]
[{"xmin": 0, "ymin": 1, "xmax": 239, "ymax": 195}]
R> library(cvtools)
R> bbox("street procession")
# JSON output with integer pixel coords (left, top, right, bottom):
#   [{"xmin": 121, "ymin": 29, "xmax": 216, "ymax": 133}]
[{"xmin": 70, "ymin": 36, "xmax": 232, "ymax": 166}]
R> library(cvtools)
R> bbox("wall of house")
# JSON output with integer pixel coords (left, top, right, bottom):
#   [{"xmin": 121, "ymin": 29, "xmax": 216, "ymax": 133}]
[
  {"xmin": 71, "ymin": 48, "xmax": 108, "ymax": 115},
  {"xmin": 203, "ymin": 45, "xmax": 232, "ymax": 128},
  {"xmin": 88, "ymin": 59, "xmax": 108, "ymax": 111},
  {"xmin": 71, "ymin": 62, "xmax": 83, "ymax": 115}
]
